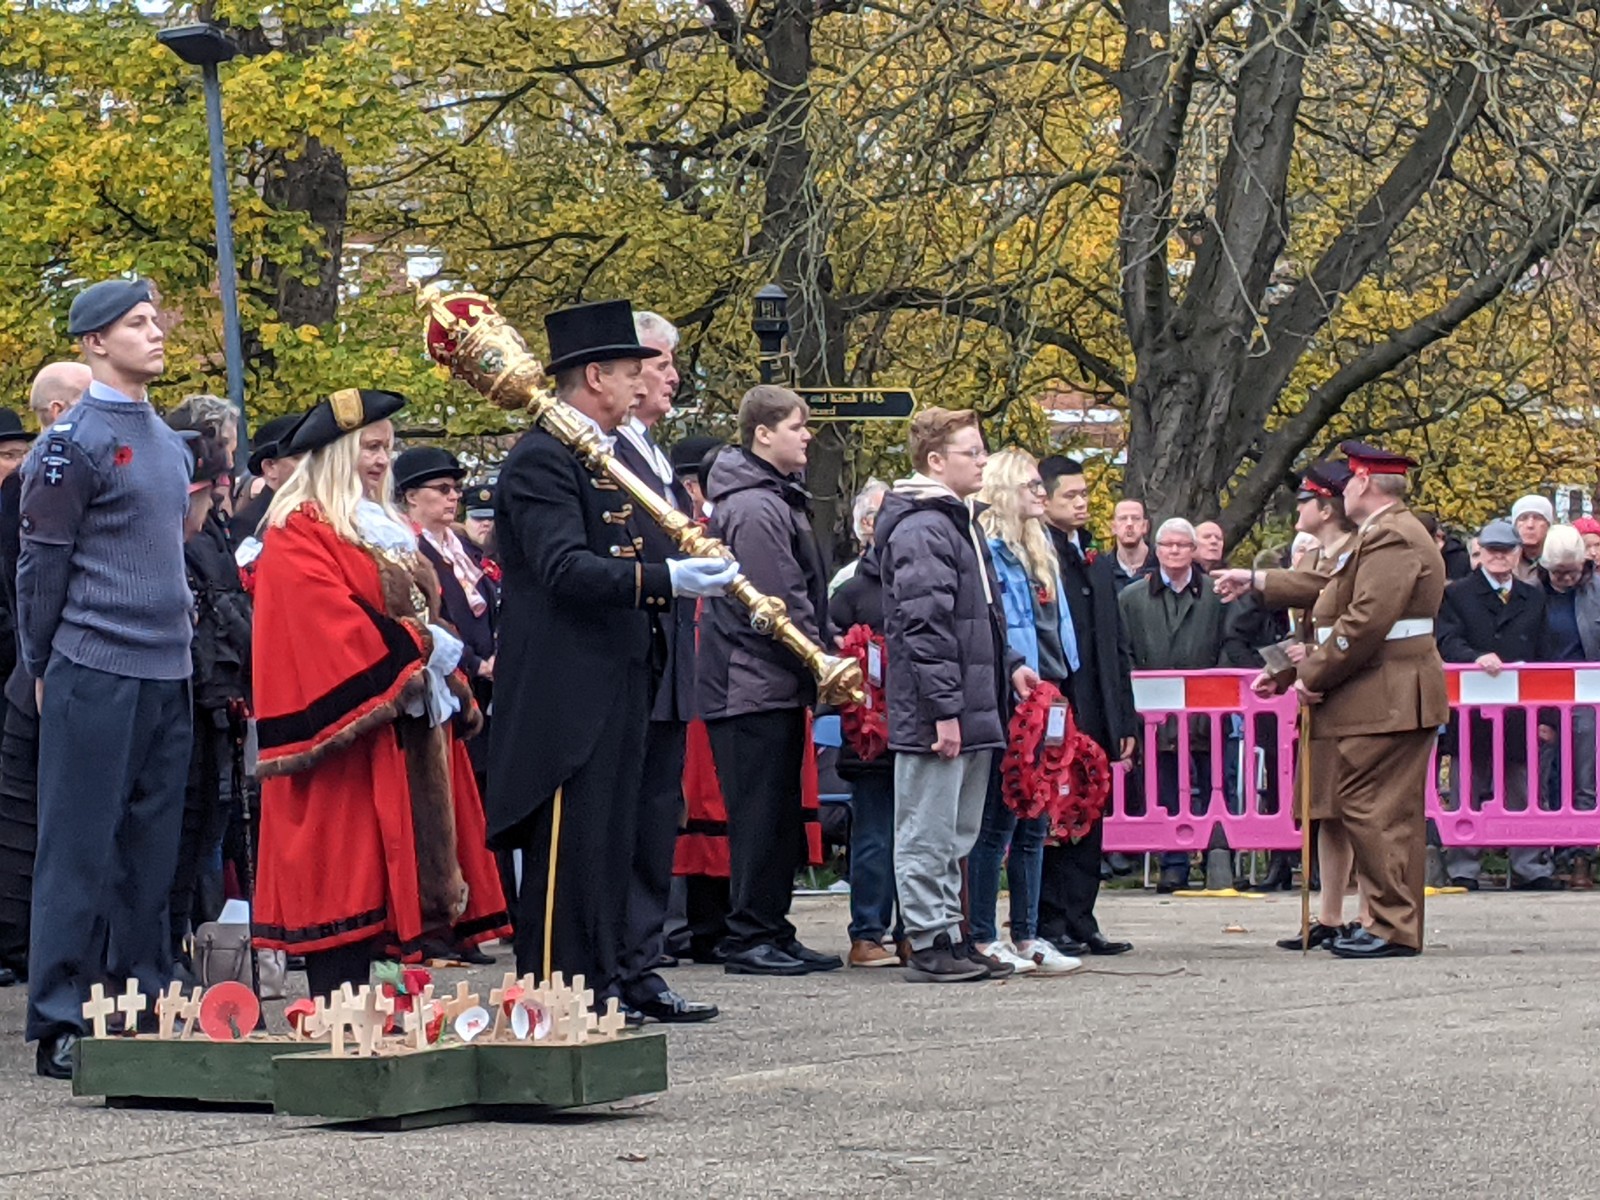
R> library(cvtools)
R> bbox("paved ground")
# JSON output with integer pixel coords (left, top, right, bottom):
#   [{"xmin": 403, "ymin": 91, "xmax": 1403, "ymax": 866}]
[{"xmin": 0, "ymin": 889, "xmax": 1594, "ymax": 1198}]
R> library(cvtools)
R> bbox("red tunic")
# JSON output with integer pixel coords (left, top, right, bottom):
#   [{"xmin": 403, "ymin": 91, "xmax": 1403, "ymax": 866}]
[{"xmin": 250, "ymin": 508, "xmax": 509, "ymax": 956}]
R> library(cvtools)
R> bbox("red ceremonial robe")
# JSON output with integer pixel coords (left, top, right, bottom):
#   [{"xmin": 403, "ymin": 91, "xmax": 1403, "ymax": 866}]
[{"xmin": 250, "ymin": 506, "xmax": 510, "ymax": 956}]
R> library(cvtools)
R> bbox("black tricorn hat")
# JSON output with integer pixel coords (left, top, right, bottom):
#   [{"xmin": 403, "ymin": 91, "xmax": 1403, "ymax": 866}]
[
  {"xmin": 0, "ymin": 410, "xmax": 37, "ymax": 445},
  {"xmin": 280, "ymin": 389, "xmax": 406, "ymax": 458},
  {"xmin": 246, "ymin": 412, "xmax": 305, "ymax": 475},
  {"xmin": 543, "ymin": 300, "xmax": 660, "ymax": 375},
  {"xmin": 393, "ymin": 446, "xmax": 465, "ymax": 494}
]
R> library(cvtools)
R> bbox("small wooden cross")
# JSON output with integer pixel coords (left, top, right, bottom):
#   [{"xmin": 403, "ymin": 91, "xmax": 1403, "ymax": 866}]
[
  {"xmin": 155, "ymin": 982, "xmax": 185, "ymax": 1039},
  {"xmin": 304, "ymin": 996, "xmax": 331, "ymax": 1040},
  {"xmin": 442, "ymin": 981, "xmax": 480, "ymax": 1024},
  {"xmin": 570, "ymin": 973, "xmax": 595, "ymax": 1013},
  {"xmin": 82, "ymin": 983, "xmax": 117, "ymax": 1039},
  {"xmin": 401, "ymin": 1008, "xmax": 423, "ymax": 1051},
  {"xmin": 179, "ymin": 987, "xmax": 204, "ymax": 1040},
  {"xmin": 353, "ymin": 985, "xmax": 394, "ymax": 1056},
  {"xmin": 115, "ymin": 978, "xmax": 148, "ymax": 1034},
  {"xmin": 488, "ymin": 971, "xmax": 518, "ymax": 1041},
  {"xmin": 596, "ymin": 996, "xmax": 627, "ymax": 1039}
]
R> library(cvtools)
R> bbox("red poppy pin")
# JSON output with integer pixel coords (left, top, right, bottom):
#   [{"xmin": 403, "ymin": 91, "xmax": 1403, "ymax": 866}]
[
  {"xmin": 113, "ymin": 445, "xmax": 133, "ymax": 467},
  {"xmin": 1084, "ymin": 548, "xmax": 1097, "ymax": 564},
  {"xmin": 482, "ymin": 557, "xmax": 503, "ymax": 583}
]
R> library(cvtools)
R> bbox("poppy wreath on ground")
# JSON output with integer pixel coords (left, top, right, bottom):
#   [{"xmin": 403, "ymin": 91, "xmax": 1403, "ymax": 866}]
[
  {"xmin": 1001, "ymin": 681, "xmax": 1113, "ymax": 838},
  {"xmin": 838, "ymin": 623, "xmax": 889, "ymax": 761}
]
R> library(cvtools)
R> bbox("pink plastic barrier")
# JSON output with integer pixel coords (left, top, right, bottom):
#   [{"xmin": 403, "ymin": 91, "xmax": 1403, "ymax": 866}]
[{"xmin": 1098, "ymin": 664, "xmax": 1600, "ymax": 852}]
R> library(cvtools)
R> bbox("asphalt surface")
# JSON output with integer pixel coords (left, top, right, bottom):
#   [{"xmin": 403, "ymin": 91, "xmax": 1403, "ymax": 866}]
[{"xmin": 0, "ymin": 888, "xmax": 1593, "ymax": 1198}]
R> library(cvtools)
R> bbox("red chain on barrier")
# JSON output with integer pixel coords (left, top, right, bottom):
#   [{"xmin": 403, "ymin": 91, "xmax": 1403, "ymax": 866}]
[{"xmin": 838, "ymin": 624, "xmax": 889, "ymax": 762}]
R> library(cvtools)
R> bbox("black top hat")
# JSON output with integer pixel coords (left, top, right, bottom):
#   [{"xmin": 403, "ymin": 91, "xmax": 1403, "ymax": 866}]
[
  {"xmin": 280, "ymin": 389, "xmax": 406, "ymax": 458},
  {"xmin": 543, "ymin": 300, "xmax": 660, "ymax": 375},
  {"xmin": 393, "ymin": 446, "xmax": 465, "ymax": 494},
  {"xmin": 462, "ymin": 480, "xmax": 496, "ymax": 518},
  {"xmin": 0, "ymin": 410, "xmax": 37, "ymax": 445},
  {"xmin": 247, "ymin": 412, "xmax": 305, "ymax": 475}
]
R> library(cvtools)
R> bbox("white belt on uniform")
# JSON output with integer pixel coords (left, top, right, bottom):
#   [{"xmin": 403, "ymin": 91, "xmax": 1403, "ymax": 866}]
[{"xmin": 1316, "ymin": 617, "xmax": 1433, "ymax": 645}]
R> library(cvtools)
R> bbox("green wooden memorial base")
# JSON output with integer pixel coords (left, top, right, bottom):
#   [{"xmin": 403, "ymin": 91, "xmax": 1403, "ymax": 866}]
[{"xmin": 72, "ymin": 1032, "xmax": 668, "ymax": 1128}]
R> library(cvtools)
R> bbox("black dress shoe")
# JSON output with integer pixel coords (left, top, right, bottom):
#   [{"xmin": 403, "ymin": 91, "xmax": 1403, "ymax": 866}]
[
  {"xmin": 688, "ymin": 943, "xmax": 728, "ymax": 966},
  {"xmin": 1448, "ymin": 876, "xmax": 1480, "ymax": 892},
  {"xmin": 1329, "ymin": 928, "xmax": 1419, "ymax": 959},
  {"xmin": 1511, "ymin": 876, "xmax": 1565, "ymax": 892},
  {"xmin": 779, "ymin": 940, "xmax": 843, "ymax": 973},
  {"xmin": 1047, "ymin": 935, "xmax": 1090, "ymax": 956},
  {"xmin": 650, "ymin": 952, "xmax": 681, "ymax": 970},
  {"xmin": 36, "ymin": 1032, "xmax": 78, "ymax": 1080},
  {"xmin": 723, "ymin": 944, "xmax": 810, "ymax": 976},
  {"xmin": 1084, "ymin": 932, "xmax": 1133, "ymax": 955},
  {"xmin": 454, "ymin": 943, "xmax": 497, "ymax": 966},
  {"xmin": 1275, "ymin": 921, "xmax": 1345, "ymax": 951},
  {"xmin": 0, "ymin": 966, "xmax": 16, "ymax": 987},
  {"xmin": 631, "ymin": 988, "xmax": 719, "ymax": 1023},
  {"xmin": 1155, "ymin": 869, "xmax": 1189, "ymax": 894}
]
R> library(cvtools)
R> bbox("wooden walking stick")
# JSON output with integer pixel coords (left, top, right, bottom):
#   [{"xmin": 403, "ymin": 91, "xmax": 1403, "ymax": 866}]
[{"xmin": 1299, "ymin": 703, "xmax": 1314, "ymax": 955}]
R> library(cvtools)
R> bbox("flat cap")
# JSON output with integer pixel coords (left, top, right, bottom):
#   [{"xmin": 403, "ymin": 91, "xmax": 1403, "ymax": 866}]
[
  {"xmin": 68, "ymin": 277, "xmax": 155, "ymax": 336},
  {"xmin": 1478, "ymin": 519, "xmax": 1520, "ymax": 550},
  {"xmin": 1338, "ymin": 440, "xmax": 1417, "ymax": 475}
]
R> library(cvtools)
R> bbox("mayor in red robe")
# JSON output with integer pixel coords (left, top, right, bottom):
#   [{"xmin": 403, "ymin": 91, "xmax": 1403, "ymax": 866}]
[{"xmin": 249, "ymin": 389, "xmax": 509, "ymax": 998}]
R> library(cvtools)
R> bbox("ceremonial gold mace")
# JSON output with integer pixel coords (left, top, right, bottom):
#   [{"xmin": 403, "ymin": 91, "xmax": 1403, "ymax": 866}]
[{"xmin": 416, "ymin": 284, "xmax": 865, "ymax": 707}]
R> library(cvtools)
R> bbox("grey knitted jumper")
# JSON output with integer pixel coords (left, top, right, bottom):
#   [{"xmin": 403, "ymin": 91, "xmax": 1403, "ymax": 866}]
[{"xmin": 16, "ymin": 383, "xmax": 193, "ymax": 681}]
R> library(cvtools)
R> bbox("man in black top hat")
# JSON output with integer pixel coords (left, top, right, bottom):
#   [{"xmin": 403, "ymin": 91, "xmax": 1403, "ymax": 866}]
[
  {"xmin": 229, "ymin": 412, "xmax": 305, "ymax": 543},
  {"xmin": 489, "ymin": 300, "xmax": 736, "ymax": 1010}
]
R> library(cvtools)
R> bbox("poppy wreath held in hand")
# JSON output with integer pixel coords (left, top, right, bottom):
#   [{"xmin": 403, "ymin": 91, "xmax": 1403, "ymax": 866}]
[
  {"xmin": 838, "ymin": 624, "xmax": 888, "ymax": 761},
  {"xmin": 1001, "ymin": 681, "xmax": 1113, "ymax": 838}
]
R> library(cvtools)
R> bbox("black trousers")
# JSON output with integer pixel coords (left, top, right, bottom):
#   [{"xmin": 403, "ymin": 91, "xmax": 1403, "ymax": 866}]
[
  {"xmin": 0, "ymin": 699, "xmax": 39, "ymax": 974},
  {"xmin": 513, "ymin": 663, "xmax": 648, "ymax": 998},
  {"xmin": 706, "ymin": 708, "xmax": 807, "ymax": 954},
  {"xmin": 1038, "ymin": 812, "xmax": 1105, "ymax": 944},
  {"xmin": 27, "ymin": 659, "xmax": 191, "ymax": 1042},
  {"xmin": 169, "ymin": 709, "xmax": 232, "ymax": 960},
  {"xmin": 618, "ymin": 718, "xmax": 686, "ymax": 1003}
]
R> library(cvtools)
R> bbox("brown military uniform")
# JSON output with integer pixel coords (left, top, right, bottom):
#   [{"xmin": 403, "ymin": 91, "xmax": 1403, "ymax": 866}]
[
  {"xmin": 1265, "ymin": 503, "xmax": 1446, "ymax": 949},
  {"xmin": 1259, "ymin": 534, "xmax": 1352, "ymax": 820}
]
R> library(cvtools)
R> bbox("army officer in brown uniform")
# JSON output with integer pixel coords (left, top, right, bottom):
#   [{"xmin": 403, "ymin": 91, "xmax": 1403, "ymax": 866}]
[{"xmin": 1217, "ymin": 443, "xmax": 1446, "ymax": 958}]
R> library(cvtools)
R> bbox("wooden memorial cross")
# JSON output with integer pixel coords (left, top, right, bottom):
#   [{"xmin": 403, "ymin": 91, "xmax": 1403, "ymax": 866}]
[
  {"xmin": 155, "ymin": 982, "xmax": 185, "ymax": 1040},
  {"xmin": 328, "ymin": 995, "xmax": 352, "ymax": 1057},
  {"xmin": 352, "ymin": 985, "xmax": 394, "ymax": 1057},
  {"xmin": 115, "ymin": 978, "xmax": 148, "ymax": 1035},
  {"xmin": 82, "ymin": 983, "xmax": 117, "ymax": 1039},
  {"xmin": 488, "ymin": 971, "xmax": 518, "ymax": 1041},
  {"xmin": 442, "ymin": 982, "xmax": 480, "ymax": 1025},
  {"xmin": 179, "ymin": 987, "xmax": 204, "ymax": 1040},
  {"xmin": 596, "ymin": 996, "xmax": 627, "ymax": 1038}
]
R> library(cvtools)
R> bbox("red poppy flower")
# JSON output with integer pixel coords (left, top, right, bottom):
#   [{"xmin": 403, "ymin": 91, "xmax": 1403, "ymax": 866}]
[
  {"xmin": 481, "ymin": 557, "xmax": 503, "ymax": 583},
  {"xmin": 1084, "ymin": 548, "xmax": 1098, "ymax": 564},
  {"xmin": 401, "ymin": 967, "xmax": 432, "ymax": 995},
  {"xmin": 113, "ymin": 445, "xmax": 133, "ymax": 467}
]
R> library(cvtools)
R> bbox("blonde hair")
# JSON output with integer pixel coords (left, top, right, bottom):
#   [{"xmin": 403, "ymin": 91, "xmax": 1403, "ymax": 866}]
[
  {"xmin": 978, "ymin": 448, "xmax": 1059, "ymax": 603},
  {"xmin": 265, "ymin": 422, "xmax": 402, "ymax": 546}
]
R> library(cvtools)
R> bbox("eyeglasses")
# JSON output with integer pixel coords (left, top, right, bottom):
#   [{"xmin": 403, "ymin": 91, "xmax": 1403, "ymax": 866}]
[
  {"xmin": 1023, "ymin": 480, "xmax": 1047, "ymax": 495},
  {"xmin": 1156, "ymin": 540, "xmax": 1194, "ymax": 550},
  {"xmin": 943, "ymin": 447, "xmax": 988, "ymax": 460},
  {"xmin": 416, "ymin": 482, "xmax": 462, "ymax": 497}
]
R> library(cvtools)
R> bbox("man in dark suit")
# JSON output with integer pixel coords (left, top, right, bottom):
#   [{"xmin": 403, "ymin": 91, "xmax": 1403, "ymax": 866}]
[
  {"xmin": 1437, "ymin": 518, "xmax": 1557, "ymax": 889},
  {"xmin": 1035, "ymin": 456, "xmax": 1138, "ymax": 955},
  {"xmin": 608, "ymin": 310, "xmax": 716, "ymax": 1022},
  {"xmin": 488, "ymin": 300, "xmax": 736, "ymax": 1008}
]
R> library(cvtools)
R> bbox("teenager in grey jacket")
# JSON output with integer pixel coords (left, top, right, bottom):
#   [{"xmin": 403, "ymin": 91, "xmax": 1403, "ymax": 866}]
[
  {"xmin": 876, "ymin": 408, "xmax": 1035, "ymax": 982},
  {"xmin": 697, "ymin": 387, "xmax": 839, "ymax": 977}
]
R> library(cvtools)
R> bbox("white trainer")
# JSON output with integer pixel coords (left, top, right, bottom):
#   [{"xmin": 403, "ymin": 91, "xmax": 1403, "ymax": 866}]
[
  {"xmin": 1017, "ymin": 938, "xmax": 1083, "ymax": 976},
  {"xmin": 976, "ymin": 940, "xmax": 1037, "ymax": 975}
]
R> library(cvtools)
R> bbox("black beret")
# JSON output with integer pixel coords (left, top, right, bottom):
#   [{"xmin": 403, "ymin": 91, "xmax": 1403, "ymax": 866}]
[
  {"xmin": 67, "ymin": 277, "xmax": 156, "ymax": 336},
  {"xmin": 280, "ymin": 389, "xmax": 406, "ymax": 458},
  {"xmin": 462, "ymin": 480, "xmax": 496, "ymax": 518},
  {"xmin": 247, "ymin": 412, "xmax": 306, "ymax": 475},
  {"xmin": 393, "ymin": 446, "xmax": 465, "ymax": 494}
]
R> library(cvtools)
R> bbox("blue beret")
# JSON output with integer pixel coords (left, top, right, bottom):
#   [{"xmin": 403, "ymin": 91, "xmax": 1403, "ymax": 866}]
[{"xmin": 67, "ymin": 277, "xmax": 155, "ymax": 336}]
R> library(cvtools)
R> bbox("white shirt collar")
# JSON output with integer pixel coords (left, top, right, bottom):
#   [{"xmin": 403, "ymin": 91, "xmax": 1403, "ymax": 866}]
[
  {"xmin": 568, "ymin": 406, "xmax": 615, "ymax": 450},
  {"xmin": 1160, "ymin": 567, "xmax": 1193, "ymax": 593},
  {"xmin": 1481, "ymin": 566, "xmax": 1513, "ymax": 593},
  {"xmin": 619, "ymin": 415, "xmax": 673, "ymax": 485}
]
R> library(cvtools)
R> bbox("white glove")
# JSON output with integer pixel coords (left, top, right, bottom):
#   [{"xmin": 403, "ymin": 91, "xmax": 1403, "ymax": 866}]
[
  {"xmin": 403, "ymin": 623, "xmax": 464, "ymax": 727},
  {"xmin": 668, "ymin": 556, "xmax": 740, "ymax": 598}
]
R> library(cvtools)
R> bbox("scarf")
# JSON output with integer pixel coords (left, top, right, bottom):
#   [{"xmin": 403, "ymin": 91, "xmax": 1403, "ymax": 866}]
[{"xmin": 422, "ymin": 524, "xmax": 488, "ymax": 616}]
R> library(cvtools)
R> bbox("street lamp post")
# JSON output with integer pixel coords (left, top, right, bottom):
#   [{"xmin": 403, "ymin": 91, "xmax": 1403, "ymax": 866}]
[
  {"xmin": 751, "ymin": 283, "xmax": 790, "ymax": 385},
  {"xmin": 157, "ymin": 22, "xmax": 248, "ymax": 455}
]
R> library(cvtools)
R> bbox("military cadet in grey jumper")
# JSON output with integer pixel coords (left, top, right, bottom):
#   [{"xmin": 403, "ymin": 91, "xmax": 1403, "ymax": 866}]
[{"xmin": 20, "ymin": 278, "xmax": 195, "ymax": 1079}]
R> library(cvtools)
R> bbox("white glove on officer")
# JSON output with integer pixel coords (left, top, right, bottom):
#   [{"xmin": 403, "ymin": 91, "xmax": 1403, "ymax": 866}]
[
  {"xmin": 403, "ymin": 623, "xmax": 464, "ymax": 727},
  {"xmin": 668, "ymin": 556, "xmax": 740, "ymax": 598}
]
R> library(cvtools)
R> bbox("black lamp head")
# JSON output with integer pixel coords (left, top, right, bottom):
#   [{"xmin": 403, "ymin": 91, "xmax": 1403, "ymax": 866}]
[{"xmin": 157, "ymin": 23, "xmax": 238, "ymax": 67}]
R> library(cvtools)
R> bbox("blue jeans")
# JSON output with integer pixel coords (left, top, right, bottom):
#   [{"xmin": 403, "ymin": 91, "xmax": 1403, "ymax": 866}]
[
  {"xmin": 847, "ymin": 771, "xmax": 900, "ymax": 942},
  {"xmin": 967, "ymin": 777, "xmax": 1045, "ymax": 944}
]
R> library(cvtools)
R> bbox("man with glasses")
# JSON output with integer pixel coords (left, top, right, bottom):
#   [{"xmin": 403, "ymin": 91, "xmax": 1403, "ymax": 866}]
[{"xmin": 1437, "ymin": 519, "xmax": 1558, "ymax": 890}]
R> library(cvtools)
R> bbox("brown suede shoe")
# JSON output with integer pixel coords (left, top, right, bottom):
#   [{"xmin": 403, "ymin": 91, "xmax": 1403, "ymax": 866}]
[{"xmin": 848, "ymin": 939, "xmax": 900, "ymax": 968}]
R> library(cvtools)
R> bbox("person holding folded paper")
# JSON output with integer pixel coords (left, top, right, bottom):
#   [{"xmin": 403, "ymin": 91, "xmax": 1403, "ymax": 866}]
[{"xmin": 1217, "ymin": 441, "xmax": 1447, "ymax": 959}]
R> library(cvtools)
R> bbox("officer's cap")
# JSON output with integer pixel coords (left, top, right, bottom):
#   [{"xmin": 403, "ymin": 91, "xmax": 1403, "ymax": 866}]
[
  {"xmin": 1478, "ymin": 519, "xmax": 1520, "ymax": 550},
  {"xmin": 463, "ymin": 480, "xmax": 496, "ymax": 519},
  {"xmin": 1338, "ymin": 440, "xmax": 1417, "ymax": 476},
  {"xmin": 1296, "ymin": 459, "xmax": 1352, "ymax": 502},
  {"xmin": 67, "ymin": 277, "xmax": 156, "ymax": 337}
]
